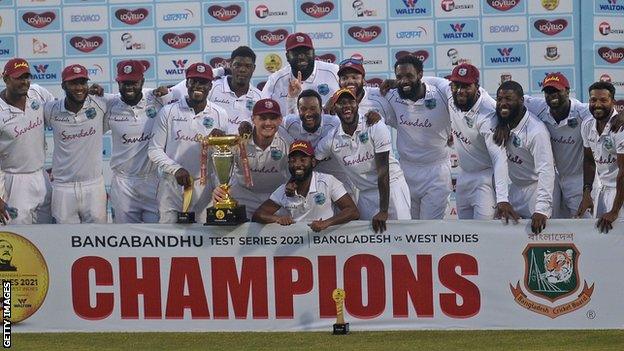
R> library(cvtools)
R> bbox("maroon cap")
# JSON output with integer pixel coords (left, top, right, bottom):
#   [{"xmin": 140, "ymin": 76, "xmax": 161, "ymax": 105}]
[
  {"xmin": 338, "ymin": 59, "xmax": 365, "ymax": 77},
  {"xmin": 253, "ymin": 98, "xmax": 281, "ymax": 116},
  {"xmin": 62, "ymin": 64, "xmax": 89, "ymax": 82},
  {"xmin": 116, "ymin": 60, "xmax": 145, "ymax": 82},
  {"xmin": 331, "ymin": 88, "xmax": 357, "ymax": 101},
  {"xmin": 3, "ymin": 58, "xmax": 30, "ymax": 78},
  {"xmin": 449, "ymin": 63, "xmax": 479, "ymax": 85},
  {"xmin": 541, "ymin": 72, "xmax": 569, "ymax": 91},
  {"xmin": 289, "ymin": 140, "xmax": 314, "ymax": 157},
  {"xmin": 185, "ymin": 62, "xmax": 213, "ymax": 80},
  {"xmin": 285, "ymin": 32, "xmax": 313, "ymax": 51}
]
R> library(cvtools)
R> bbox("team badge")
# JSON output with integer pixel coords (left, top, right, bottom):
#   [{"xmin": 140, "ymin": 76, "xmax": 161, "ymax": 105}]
[
  {"xmin": 566, "ymin": 117, "xmax": 578, "ymax": 128},
  {"xmin": 464, "ymin": 116, "xmax": 474, "ymax": 128},
  {"xmin": 317, "ymin": 84, "xmax": 329, "ymax": 96},
  {"xmin": 246, "ymin": 98, "xmax": 254, "ymax": 111},
  {"xmin": 314, "ymin": 192, "xmax": 326, "ymax": 205},
  {"xmin": 30, "ymin": 100, "xmax": 40, "ymax": 110},
  {"xmin": 85, "ymin": 107, "xmax": 96, "ymax": 119},
  {"xmin": 146, "ymin": 106, "xmax": 157, "ymax": 119},
  {"xmin": 603, "ymin": 137, "xmax": 614, "ymax": 151},
  {"xmin": 359, "ymin": 131, "xmax": 369, "ymax": 144},
  {"xmin": 424, "ymin": 98, "xmax": 436, "ymax": 109},
  {"xmin": 512, "ymin": 134, "xmax": 521, "ymax": 147},
  {"xmin": 270, "ymin": 148, "xmax": 283, "ymax": 160},
  {"xmin": 544, "ymin": 46, "xmax": 559, "ymax": 61},
  {"xmin": 202, "ymin": 117, "xmax": 214, "ymax": 128}
]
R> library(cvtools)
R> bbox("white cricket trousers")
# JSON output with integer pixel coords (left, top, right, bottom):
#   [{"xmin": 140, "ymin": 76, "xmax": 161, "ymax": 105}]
[
  {"xmin": 111, "ymin": 172, "xmax": 159, "ymax": 223},
  {"xmin": 52, "ymin": 176, "xmax": 107, "ymax": 223},
  {"xmin": 456, "ymin": 168, "xmax": 496, "ymax": 220},
  {"xmin": 357, "ymin": 176, "xmax": 411, "ymax": 220},
  {"xmin": 0, "ymin": 169, "xmax": 52, "ymax": 224}
]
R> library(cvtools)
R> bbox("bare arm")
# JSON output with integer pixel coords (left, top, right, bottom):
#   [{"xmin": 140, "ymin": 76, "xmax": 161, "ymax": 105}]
[{"xmin": 252, "ymin": 199, "xmax": 294, "ymax": 226}]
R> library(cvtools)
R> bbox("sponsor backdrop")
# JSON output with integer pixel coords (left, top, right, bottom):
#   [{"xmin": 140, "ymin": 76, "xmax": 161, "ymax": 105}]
[{"xmin": 1, "ymin": 220, "xmax": 622, "ymax": 332}]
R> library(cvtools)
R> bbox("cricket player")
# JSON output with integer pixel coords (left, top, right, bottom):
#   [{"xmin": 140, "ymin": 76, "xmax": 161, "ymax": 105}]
[
  {"xmin": 148, "ymin": 63, "xmax": 229, "ymax": 223},
  {"xmin": 577, "ymin": 81, "xmax": 624, "ymax": 233},
  {"xmin": 0, "ymin": 58, "xmax": 54, "ymax": 224},
  {"xmin": 315, "ymin": 88, "xmax": 411, "ymax": 233},
  {"xmin": 253, "ymin": 140, "xmax": 359, "ymax": 231},
  {"xmin": 493, "ymin": 80, "xmax": 555, "ymax": 234}
]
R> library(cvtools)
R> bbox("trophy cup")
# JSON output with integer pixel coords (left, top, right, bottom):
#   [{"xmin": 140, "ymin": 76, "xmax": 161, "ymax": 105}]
[
  {"xmin": 204, "ymin": 135, "xmax": 249, "ymax": 225},
  {"xmin": 176, "ymin": 178, "xmax": 195, "ymax": 223},
  {"xmin": 332, "ymin": 288, "xmax": 349, "ymax": 335}
]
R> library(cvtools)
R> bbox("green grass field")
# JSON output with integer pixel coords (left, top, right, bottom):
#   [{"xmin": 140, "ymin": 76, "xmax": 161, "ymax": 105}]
[{"xmin": 10, "ymin": 330, "xmax": 624, "ymax": 351}]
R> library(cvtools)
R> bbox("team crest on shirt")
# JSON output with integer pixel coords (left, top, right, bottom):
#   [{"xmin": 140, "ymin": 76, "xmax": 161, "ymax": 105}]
[
  {"xmin": 202, "ymin": 117, "xmax": 214, "ymax": 128},
  {"xmin": 512, "ymin": 134, "xmax": 522, "ymax": 147},
  {"xmin": 314, "ymin": 192, "xmax": 326, "ymax": 205},
  {"xmin": 603, "ymin": 137, "xmax": 614, "ymax": 151},
  {"xmin": 246, "ymin": 98, "xmax": 254, "ymax": 111},
  {"xmin": 567, "ymin": 118, "xmax": 578, "ymax": 128},
  {"xmin": 270, "ymin": 147, "xmax": 283, "ymax": 160},
  {"xmin": 424, "ymin": 98, "xmax": 436, "ymax": 110},
  {"xmin": 317, "ymin": 84, "xmax": 329, "ymax": 96},
  {"xmin": 359, "ymin": 131, "xmax": 369, "ymax": 144},
  {"xmin": 464, "ymin": 116, "xmax": 474, "ymax": 128},
  {"xmin": 30, "ymin": 100, "xmax": 40, "ymax": 110},
  {"xmin": 85, "ymin": 107, "xmax": 96, "ymax": 119},
  {"xmin": 146, "ymin": 106, "xmax": 157, "ymax": 119}
]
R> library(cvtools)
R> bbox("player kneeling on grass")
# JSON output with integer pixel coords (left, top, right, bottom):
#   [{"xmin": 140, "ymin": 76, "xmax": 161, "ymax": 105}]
[{"xmin": 252, "ymin": 140, "xmax": 359, "ymax": 232}]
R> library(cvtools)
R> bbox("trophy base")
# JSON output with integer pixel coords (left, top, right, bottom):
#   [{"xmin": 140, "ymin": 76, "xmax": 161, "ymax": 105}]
[
  {"xmin": 205, "ymin": 206, "xmax": 248, "ymax": 226},
  {"xmin": 176, "ymin": 212, "xmax": 196, "ymax": 224},
  {"xmin": 332, "ymin": 323, "xmax": 349, "ymax": 335}
]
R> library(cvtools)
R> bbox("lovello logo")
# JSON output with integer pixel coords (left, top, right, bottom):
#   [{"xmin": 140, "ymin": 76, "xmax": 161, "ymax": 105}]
[
  {"xmin": 492, "ymin": 47, "xmax": 522, "ymax": 63},
  {"xmin": 598, "ymin": 21, "xmax": 624, "ymax": 35},
  {"xmin": 315, "ymin": 53, "xmax": 336, "ymax": 63},
  {"xmin": 487, "ymin": 0, "xmax": 520, "ymax": 11},
  {"xmin": 162, "ymin": 32, "xmax": 196, "ymax": 49},
  {"xmin": 348, "ymin": 26, "xmax": 382, "ymax": 42},
  {"xmin": 534, "ymin": 19, "xmax": 568, "ymax": 36},
  {"xmin": 209, "ymin": 57, "xmax": 229, "ymax": 69},
  {"xmin": 301, "ymin": 1, "xmax": 334, "ymax": 18},
  {"xmin": 395, "ymin": 50, "xmax": 429, "ymax": 63},
  {"xmin": 165, "ymin": 59, "xmax": 188, "ymax": 75},
  {"xmin": 70, "ymin": 36, "xmax": 104, "ymax": 53},
  {"xmin": 255, "ymin": 29, "xmax": 288, "ymax": 46},
  {"xmin": 22, "ymin": 11, "xmax": 56, "ymax": 29},
  {"xmin": 598, "ymin": 47, "xmax": 624, "ymax": 64},
  {"xmin": 255, "ymin": 5, "xmax": 287, "ymax": 19},
  {"xmin": 115, "ymin": 8, "xmax": 149, "ymax": 25},
  {"xmin": 207, "ymin": 5, "xmax": 241, "ymax": 21},
  {"xmin": 444, "ymin": 23, "xmax": 474, "ymax": 39}
]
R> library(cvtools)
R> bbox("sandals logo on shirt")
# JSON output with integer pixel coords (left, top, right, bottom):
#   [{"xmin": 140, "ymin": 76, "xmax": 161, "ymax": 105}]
[
  {"xmin": 424, "ymin": 98, "xmax": 436, "ymax": 109},
  {"xmin": 85, "ymin": 107, "xmax": 97, "ymax": 119},
  {"xmin": 567, "ymin": 117, "xmax": 578, "ymax": 128},
  {"xmin": 30, "ymin": 100, "xmax": 40, "ymax": 110},
  {"xmin": 317, "ymin": 83, "xmax": 329, "ymax": 96},
  {"xmin": 202, "ymin": 117, "xmax": 214, "ymax": 128},
  {"xmin": 270, "ymin": 148, "xmax": 283, "ymax": 160},
  {"xmin": 359, "ymin": 131, "xmax": 369, "ymax": 144},
  {"xmin": 146, "ymin": 106, "xmax": 157, "ymax": 119},
  {"xmin": 314, "ymin": 192, "xmax": 326, "ymax": 205}
]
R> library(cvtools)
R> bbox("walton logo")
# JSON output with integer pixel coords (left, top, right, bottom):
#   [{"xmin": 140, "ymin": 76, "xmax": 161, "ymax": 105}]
[
  {"xmin": 395, "ymin": 0, "xmax": 426, "ymax": 14},
  {"xmin": 301, "ymin": 1, "xmax": 334, "ymax": 18},
  {"xmin": 487, "ymin": 0, "xmax": 520, "ymax": 11},
  {"xmin": 162, "ymin": 32, "xmax": 196, "ymax": 49},
  {"xmin": 599, "ymin": 0, "xmax": 624, "ymax": 11},
  {"xmin": 255, "ymin": 29, "xmax": 289, "ymax": 46},
  {"xmin": 207, "ymin": 5, "xmax": 241, "ymax": 21},
  {"xmin": 510, "ymin": 244, "xmax": 594, "ymax": 319},
  {"xmin": 32, "ymin": 64, "xmax": 57, "ymax": 80},
  {"xmin": 534, "ymin": 19, "xmax": 568, "ymax": 35},
  {"xmin": 172, "ymin": 59, "xmax": 187, "ymax": 69},
  {"xmin": 165, "ymin": 59, "xmax": 188, "ymax": 75},
  {"xmin": 598, "ymin": 47, "xmax": 624, "ymax": 63},
  {"xmin": 491, "ymin": 48, "xmax": 521, "ymax": 63},
  {"xmin": 22, "ymin": 11, "xmax": 56, "ymax": 28},
  {"xmin": 347, "ymin": 26, "xmax": 382, "ymax": 42},
  {"xmin": 450, "ymin": 23, "xmax": 465, "ymax": 32},
  {"xmin": 34, "ymin": 64, "xmax": 48, "ymax": 73},
  {"xmin": 115, "ymin": 8, "xmax": 149, "ymax": 25},
  {"xmin": 444, "ymin": 23, "xmax": 474, "ymax": 39},
  {"xmin": 69, "ymin": 36, "xmax": 104, "ymax": 53}
]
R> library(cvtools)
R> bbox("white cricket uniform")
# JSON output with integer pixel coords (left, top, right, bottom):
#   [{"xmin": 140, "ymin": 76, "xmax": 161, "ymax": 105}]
[
  {"xmin": 44, "ymin": 96, "xmax": 109, "ymax": 223},
  {"xmin": 171, "ymin": 76, "xmax": 262, "ymax": 134},
  {"xmin": 148, "ymin": 98, "xmax": 229, "ymax": 223},
  {"xmin": 270, "ymin": 171, "xmax": 347, "ymax": 222},
  {"xmin": 505, "ymin": 111, "xmax": 555, "ymax": 218},
  {"xmin": 0, "ymin": 84, "xmax": 54, "ymax": 224},
  {"xmin": 423, "ymin": 76, "xmax": 510, "ymax": 219},
  {"xmin": 106, "ymin": 89, "xmax": 165, "ymax": 223},
  {"xmin": 385, "ymin": 83, "xmax": 452, "ymax": 219},
  {"xmin": 581, "ymin": 111, "xmax": 624, "ymax": 217},
  {"xmin": 229, "ymin": 128, "xmax": 292, "ymax": 218},
  {"xmin": 315, "ymin": 115, "xmax": 411, "ymax": 220},
  {"xmin": 262, "ymin": 61, "xmax": 340, "ymax": 116},
  {"xmin": 525, "ymin": 96, "xmax": 591, "ymax": 217}
]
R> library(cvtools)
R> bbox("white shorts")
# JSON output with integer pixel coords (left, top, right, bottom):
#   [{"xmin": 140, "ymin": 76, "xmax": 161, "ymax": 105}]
[
  {"xmin": 52, "ymin": 176, "xmax": 107, "ymax": 224},
  {"xmin": 596, "ymin": 186, "xmax": 624, "ymax": 218},
  {"xmin": 357, "ymin": 176, "xmax": 411, "ymax": 220},
  {"xmin": 229, "ymin": 184, "xmax": 272, "ymax": 219},
  {"xmin": 157, "ymin": 175, "xmax": 213, "ymax": 224},
  {"xmin": 111, "ymin": 172, "xmax": 159, "ymax": 223},
  {"xmin": 403, "ymin": 162, "xmax": 451, "ymax": 220},
  {"xmin": 456, "ymin": 168, "xmax": 496, "ymax": 220},
  {"xmin": 0, "ymin": 169, "xmax": 52, "ymax": 224},
  {"xmin": 552, "ymin": 173, "xmax": 583, "ymax": 218},
  {"xmin": 508, "ymin": 181, "xmax": 538, "ymax": 219}
]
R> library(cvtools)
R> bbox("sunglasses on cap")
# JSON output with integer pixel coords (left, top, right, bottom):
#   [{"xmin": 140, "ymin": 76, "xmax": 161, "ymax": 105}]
[{"xmin": 339, "ymin": 58, "xmax": 363, "ymax": 66}]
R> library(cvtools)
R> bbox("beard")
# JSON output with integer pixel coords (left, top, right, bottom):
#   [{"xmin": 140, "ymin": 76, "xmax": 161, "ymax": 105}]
[
  {"xmin": 496, "ymin": 104, "xmax": 521, "ymax": 126},
  {"xmin": 453, "ymin": 92, "xmax": 477, "ymax": 111},
  {"xmin": 290, "ymin": 165, "xmax": 314, "ymax": 182},
  {"xmin": 397, "ymin": 81, "xmax": 419, "ymax": 100}
]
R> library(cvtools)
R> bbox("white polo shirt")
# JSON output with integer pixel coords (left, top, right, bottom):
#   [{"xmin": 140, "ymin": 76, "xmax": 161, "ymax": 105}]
[
  {"xmin": 506, "ymin": 110, "xmax": 555, "ymax": 215},
  {"xmin": 262, "ymin": 61, "xmax": 340, "ymax": 116},
  {"xmin": 359, "ymin": 87, "xmax": 394, "ymax": 120},
  {"xmin": 270, "ymin": 171, "xmax": 347, "ymax": 221},
  {"xmin": 385, "ymin": 82, "xmax": 451, "ymax": 166},
  {"xmin": 0, "ymin": 84, "xmax": 54, "ymax": 173},
  {"xmin": 524, "ymin": 96, "xmax": 591, "ymax": 177},
  {"xmin": 106, "ymin": 89, "xmax": 165, "ymax": 177},
  {"xmin": 148, "ymin": 98, "xmax": 229, "ymax": 178},
  {"xmin": 44, "ymin": 95, "xmax": 108, "ymax": 183},
  {"xmin": 581, "ymin": 110, "xmax": 624, "ymax": 188},
  {"xmin": 315, "ymin": 115, "xmax": 404, "ymax": 192}
]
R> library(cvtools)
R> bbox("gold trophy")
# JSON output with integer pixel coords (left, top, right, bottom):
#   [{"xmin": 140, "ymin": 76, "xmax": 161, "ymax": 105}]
[
  {"xmin": 203, "ymin": 135, "xmax": 249, "ymax": 225},
  {"xmin": 332, "ymin": 288, "xmax": 349, "ymax": 335},
  {"xmin": 176, "ymin": 178, "xmax": 196, "ymax": 223}
]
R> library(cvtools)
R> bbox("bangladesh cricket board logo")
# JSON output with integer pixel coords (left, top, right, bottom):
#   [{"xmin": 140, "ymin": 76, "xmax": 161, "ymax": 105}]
[{"xmin": 509, "ymin": 243, "xmax": 594, "ymax": 319}]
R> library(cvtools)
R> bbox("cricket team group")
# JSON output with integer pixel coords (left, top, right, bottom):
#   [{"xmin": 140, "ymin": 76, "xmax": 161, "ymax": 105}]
[{"xmin": 1, "ymin": 32, "xmax": 622, "ymax": 234}]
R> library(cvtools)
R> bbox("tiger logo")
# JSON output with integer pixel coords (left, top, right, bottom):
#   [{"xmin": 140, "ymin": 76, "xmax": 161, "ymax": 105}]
[{"xmin": 542, "ymin": 249, "xmax": 573, "ymax": 284}]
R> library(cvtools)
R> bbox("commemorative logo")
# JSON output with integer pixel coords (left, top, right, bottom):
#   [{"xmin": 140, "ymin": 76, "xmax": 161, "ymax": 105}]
[
  {"xmin": 598, "ymin": 47, "xmax": 624, "ymax": 64},
  {"xmin": 487, "ymin": 0, "xmax": 520, "ymax": 11},
  {"xmin": 534, "ymin": 19, "xmax": 568, "ymax": 36},
  {"xmin": 207, "ymin": 5, "xmax": 241, "ymax": 22},
  {"xmin": 264, "ymin": 54, "xmax": 282, "ymax": 73},
  {"xmin": 348, "ymin": 26, "xmax": 382, "ymax": 43},
  {"xmin": 0, "ymin": 232, "xmax": 49, "ymax": 323},
  {"xmin": 22, "ymin": 12, "xmax": 56, "ymax": 29},
  {"xmin": 69, "ymin": 36, "xmax": 104, "ymax": 53},
  {"xmin": 255, "ymin": 29, "xmax": 288, "ymax": 46},
  {"xmin": 541, "ymin": 0, "xmax": 559, "ymax": 11},
  {"xmin": 162, "ymin": 32, "xmax": 196, "ymax": 49},
  {"xmin": 301, "ymin": 1, "xmax": 335, "ymax": 18},
  {"xmin": 510, "ymin": 243, "xmax": 594, "ymax": 318},
  {"xmin": 395, "ymin": 50, "xmax": 429, "ymax": 63},
  {"xmin": 115, "ymin": 8, "xmax": 149, "ymax": 26}
]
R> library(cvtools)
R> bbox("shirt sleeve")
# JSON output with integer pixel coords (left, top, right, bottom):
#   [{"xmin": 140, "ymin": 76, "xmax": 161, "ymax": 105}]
[
  {"xmin": 383, "ymin": 92, "xmax": 398, "ymax": 128},
  {"xmin": 479, "ymin": 114, "xmax": 509, "ymax": 203},
  {"xmin": 328, "ymin": 175, "xmax": 348, "ymax": 202},
  {"xmin": 581, "ymin": 122, "xmax": 590, "ymax": 148},
  {"xmin": 261, "ymin": 73, "xmax": 277, "ymax": 99},
  {"xmin": 530, "ymin": 128, "xmax": 555, "ymax": 217},
  {"xmin": 370, "ymin": 122, "xmax": 393, "ymax": 153},
  {"xmin": 269, "ymin": 185, "xmax": 286, "ymax": 206},
  {"xmin": 314, "ymin": 134, "xmax": 332, "ymax": 161},
  {"xmin": 422, "ymin": 76, "xmax": 451, "ymax": 100},
  {"xmin": 147, "ymin": 106, "xmax": 182, "ymax": 176},
  {"xmin": 615, "ymin": 130, "xmax": 624, "ymax": 154},
  {"xmin": 36, "ymin": 84, "xmax": 56, "ymax": 103}
]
